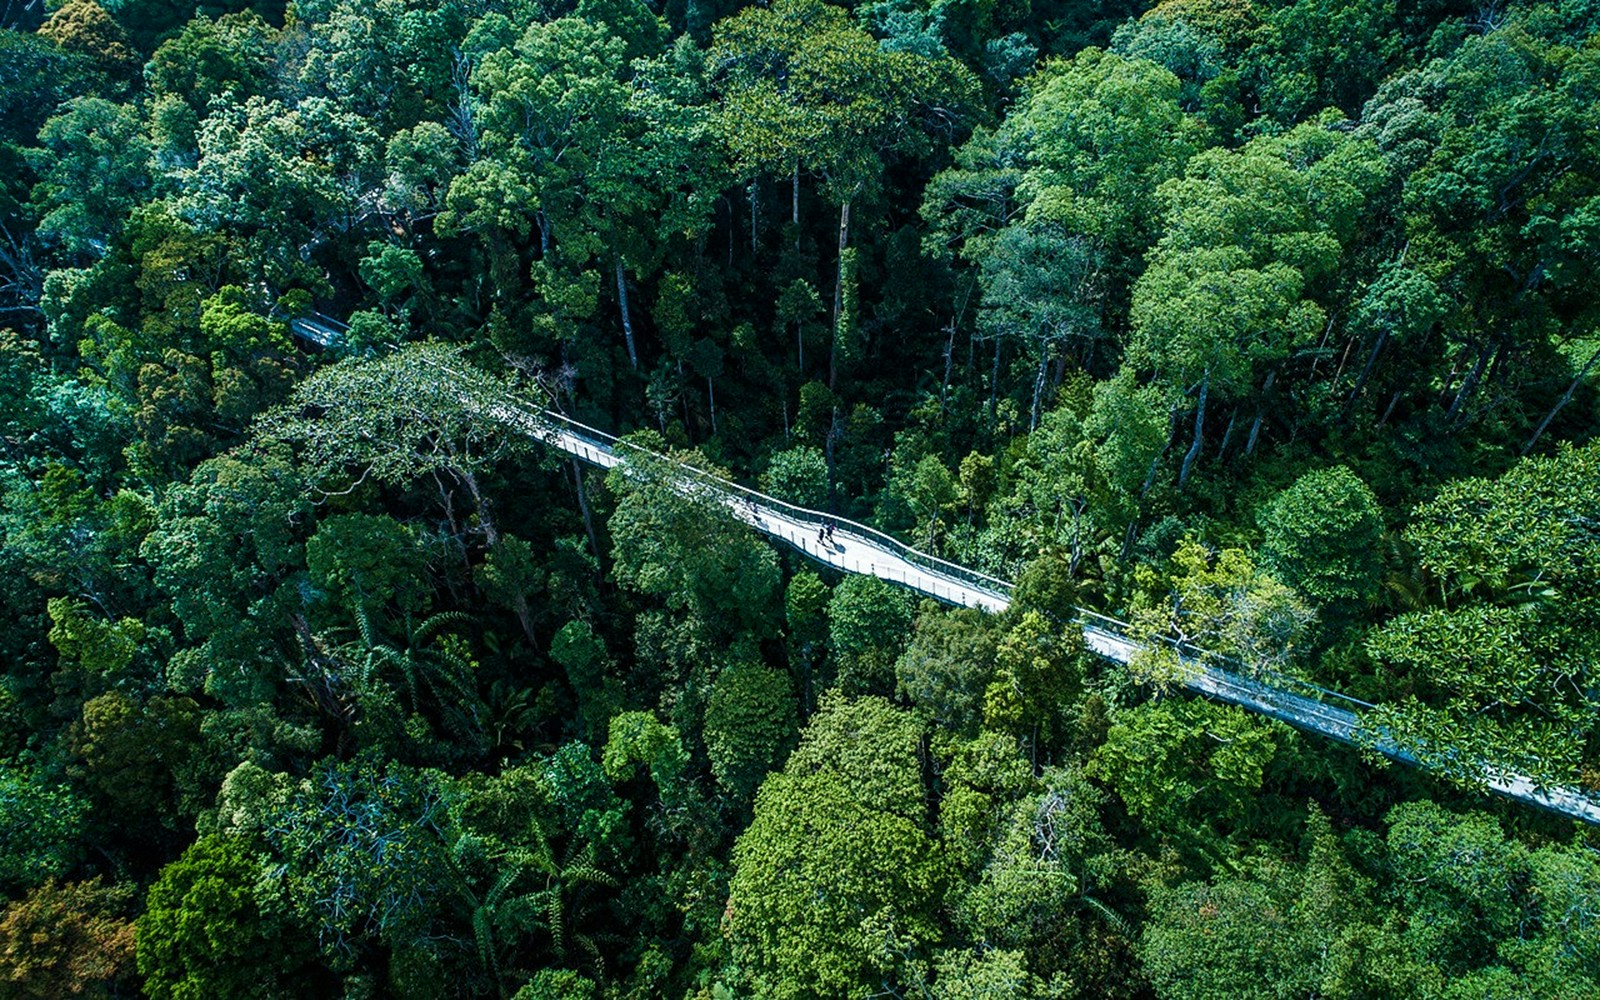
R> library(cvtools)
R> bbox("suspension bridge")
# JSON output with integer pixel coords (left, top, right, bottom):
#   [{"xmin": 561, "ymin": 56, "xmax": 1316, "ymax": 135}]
[{"xmin": 292, "ymin": 316, "xmax": 1600, "ymax": 826}]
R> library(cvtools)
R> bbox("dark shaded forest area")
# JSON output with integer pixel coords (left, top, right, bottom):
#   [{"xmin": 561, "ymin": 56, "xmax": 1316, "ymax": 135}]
[{"xmin": 1, "ymin": 0, "xmax": 1598, "ymax": 997}]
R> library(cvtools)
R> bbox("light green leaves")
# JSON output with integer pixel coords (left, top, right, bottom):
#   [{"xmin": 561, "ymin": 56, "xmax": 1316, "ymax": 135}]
[
  {"xmin": 1129, "ymin": 538, "xmax": 1315, "ymax": 681},
  {"xmin": 1019, "ymin": 47, "xmax": 1204, "ymax": 251},
  {"xmin": 606, "ymin": 439, "xmax": 782, "ymax": 642},
  {"xmin": 1091, "ymin": 697, "xmax": 1283, "ymax": 831},
  {"xmin": 725, "ymin": 696, "xmax": 944, "ymax": 998},
  {"xmin": 710, "ymin": 0, "xmax": 977, "ymax": 196},
  {"xmin": 1364, "ymin": 442, "xmax": 1600, "ymax": 787},
  {"xmin": 704, "ymin": 663, "xmax": 797, "ymax": 801},
  {"xmin": 826, "ymin": 575, "xmax": 915, "ymax": 695},
  {"xmin": 136, "ymin": 834, "xmax": 304, "ymax": 1000},
  {"xmin": 47, "ymin": 596, "xmax": 144, "ymax": 677},
  {"xmin": 257, "ymin": 341, "xmax": 521, "ymax": 498},
  {"xmin": 760, "ymin": 445, "xmax": 828, "ymax": 508},
  {"xmin": 603, "ymin": 711, "xmax": 690, "ymax": 807}
]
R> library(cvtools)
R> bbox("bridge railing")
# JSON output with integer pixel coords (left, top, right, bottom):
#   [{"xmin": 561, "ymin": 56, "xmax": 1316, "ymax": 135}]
[
  {"xmin": 774, "ymin": 524, "xmax": 1006, "ymax": 608},
  {"xmin": 499, "ymin": 391, "xmax": 1382, "ymax": 713},
  {"xmin": 322, "ymin": 335, "xmax": 1600, "ymax": 823},
  {"xmin": 417, "ymin": 350, "xmax": 1384, "ymax": 723},
  {"xmin": 508, "ymin": 400, "xmax": 1018, "ymax": 606},
  {"xmin": 390, "ymin": 352, "xmax": 979, "ymax": 607},
  {"xmin": 525, "ymin": 395, "xmax": 1600, "ymax": 820},
  {"xmin": 1074, "ymin": 608, "xmax": 1376, "ymax": 709}
]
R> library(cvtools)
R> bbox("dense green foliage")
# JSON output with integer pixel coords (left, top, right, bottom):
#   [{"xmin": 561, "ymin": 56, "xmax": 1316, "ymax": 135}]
[{"xmin": 2, "ymin": 0, "xmax": 1598, "ymax": 996}]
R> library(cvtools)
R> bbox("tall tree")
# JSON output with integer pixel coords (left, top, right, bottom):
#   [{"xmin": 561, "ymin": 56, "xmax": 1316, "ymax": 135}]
[
  {"xmin": 1258, "ymin": 466, "xmax": 1385, "ymax": 616},
  {"xmin": 710, "ymin": 0, "xmax": 977, "ymax": 379},
  {"xmin": 606, "ymin": 432, "xmax": 783, "ymax": 644},
  {"xmin": 1363, "ymin": 442, "xmax": 1600, "ymax": 788},
  {"xmin": 1128, "ymin": 120, "xmax": 1384, "ymax": 485},
  {"xmin": 444, "ymin": 17, "xmax": 720, "ymax": 365},
  {"xmin": 137, "ymin": 835, "xmax": 319, "ymax": 1000},
  {"xmin": 257, "ymin": 342, "xmax": 525, "ymax": 550},
  {"xmin": 29, "ymin": 98, "xmax": 150, "ymax": 258},
  {"xmin": 0, "ymin": 878, "xmax": 136, "ymax": 999},
  {"xmin": 724, "ymin": 695, "xmax": 945, "ymax": 998}
]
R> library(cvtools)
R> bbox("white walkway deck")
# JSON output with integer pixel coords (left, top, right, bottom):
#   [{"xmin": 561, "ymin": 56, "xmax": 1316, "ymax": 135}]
[
  {"xmin": 503, "ymin": 402, "xmax": 1600, "ymax": 826},
  {"xmin": 290, "ymin": 321, "xmax": 1600, "ymax": 826}
]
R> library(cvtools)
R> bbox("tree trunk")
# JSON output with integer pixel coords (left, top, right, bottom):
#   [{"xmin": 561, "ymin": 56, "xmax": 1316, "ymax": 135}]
[
  {"xmin": 1244, "ymin": 412, "xmax": 1264, "ymax": 455},
  {"xmin": 457, "ymin": 466, "xmax": 499, "ymax": 547},
  {"xmin": 1121, "ymin": 519, "xmax": 1140, "ymax": 562},
  {"xmin": 1331, "ymin": 330, "xmax": 1356, "ymax": 383},
  {"xmin": 824, "ymin": 409, "xmax": 840, "ymax": 512},
  {"xmin": 707, "ymin": 376, "xmax": 717, "ymax": 434},
  {"xmin": 796, "ymin": 319, "xmax": 804, "ymax": 372},
  {"xmin": 1483, "ymin": 332, "xmax": 1512, "ymax": 394},
  {"xmin": 1307, "ymin": 313, "xmax": 1336, "ymax": 381},
  {"xmin": 432, "ymin": 469, "xmax": 464, "ymax": 549},
  {"xmin": 572, "ymin": 457, "xmax": 603, "ymax": 575},
  {"xmin": 988, "ymin": 334, "xmax": 1002, "ymax": 430},
  {"xmin": 792, "ymin": 160, "xmax": 801, "ymax": 250},
  {"xmin": 1030, "ymin": 339, "xmax": 1050, "ymax": 431},
  {"xmin": 449, "ymin": 52, "xmax": 480, "ymax": 162},
  {"xmin": 509, "ymin": 592, "xmax": 537, "ymax": 646},
  {"xmin": 678, "ymin": 359, "xmax": 691, "ymax": 435},
  {"xmin": 1344, "ymin": 327, "xmax": 1389, "ymax": 413},
  {"xmin": 1447, "ymin": 335, "xmax": 1497, "ymax": 421},
  {"xmin": 1522, "ymin": 342, "xmax": 1600, "ymax": 454},
  {"xmin": 615, "ymin": 259, "xmax": 638, "ymax": 370},
  {"xmin": 1216, "ymin": 408, "xmax": 1238, "ymax": 460},
  {"xmin": 1178, "ymin": 375, "xmax": 1208, "ymax": 491},
  {"xmin": 1140, "ymin": 403, "xmax": 1180, "ymax": 501},
  {"xmin": 1245, "ymin": 369, "xmax": 1276, "ymax": 456},
  {"xmin": 1122, "ymin": 402, "xmax": 1181, "ymax": 558},
  {"xmin": 940, "ymin": 320, "xmax": 956, "ymax": 407},
  {"xmin": 1438, "ymin": 356, "xmax": 1464, "ymax": 408},
  {"xmin": 829, "ymin": 198, "xmax": 852, "ymax": 389},
  {"xmin": 1377, "ymin": 388, "xmax": 1402, "ymax": 427},
  {"xmin": 749, "ymin": 179, "xmax": 758, "ymax": 254},
  {"xmin": 1066, "ymin": 500, "xmax": 1086, "ymax": 576}
]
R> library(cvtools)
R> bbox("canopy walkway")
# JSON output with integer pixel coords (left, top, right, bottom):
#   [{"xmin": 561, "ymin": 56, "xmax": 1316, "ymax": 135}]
[{"xmin": 291, "ymin": 316, "xmax": 1600, "ymax": 826}]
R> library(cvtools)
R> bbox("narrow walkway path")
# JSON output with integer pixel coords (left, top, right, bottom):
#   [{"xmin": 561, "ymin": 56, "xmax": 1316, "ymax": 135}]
[
  {"xmin": 292, "ymin": 320, "xmax": 1600, "ymax": 825},
  {"xmin": 503, "ymin": 400, "xmax": 1600, "ymax": 826}
]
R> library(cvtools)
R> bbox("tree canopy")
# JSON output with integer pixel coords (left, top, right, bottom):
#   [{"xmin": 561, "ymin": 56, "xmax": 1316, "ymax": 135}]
[{"xmin": 1, "ymin": 0, "xmax": 1597, "ymax": 996}]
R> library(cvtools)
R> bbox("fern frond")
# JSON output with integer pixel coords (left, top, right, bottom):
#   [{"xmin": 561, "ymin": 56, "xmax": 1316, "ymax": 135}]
[
  {"xmin": 1078, "ymin": 894, "xmax": 1131, "ymax": 936},
  {"xmin": 574, "ymin": 932, "xmax": 603, "ymax": 980},
  {"xmin": 415, "ymin": 610, "xmax": 474, "ymax": 645},
  {"xmin": 548, "ymin": 891, "xmax": 566, "ymax": 959},
  {"xmin": 354, "ymin": 600, "xmax": 377, "ymax": 649},
  {"xmin": 473, "ymin": 904, "xmax": 499, "ymax": 980},
  {"xmin": 564, "ymin": 865, "xmax": 619, "ymax": 889},
  {"xmin": 486, "ymin": 863, "xmax": 525, "ymax": 908}
]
